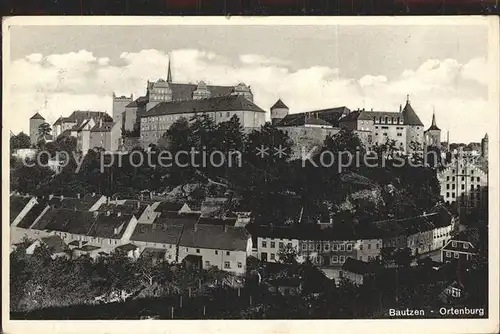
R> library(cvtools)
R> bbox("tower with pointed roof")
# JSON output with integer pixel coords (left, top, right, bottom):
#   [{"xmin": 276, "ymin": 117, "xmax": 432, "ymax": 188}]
[
  {"xmin": 270, "ymin": 99, "xmax": 289, "ymax": 125},
  {"xmin": 424, "ymin": 108, "xmax": 441, "ymax": 149},
  {"xmin": 167, "ymin": 57, "xmax": 172, "ymax": 84},
  {"xmin": 29, "ymin": 112, "xmax": 46, "ymax": 145},
  {"xmin": 402, "ymin": 95, "xmax": 424, "ymax": 152}
]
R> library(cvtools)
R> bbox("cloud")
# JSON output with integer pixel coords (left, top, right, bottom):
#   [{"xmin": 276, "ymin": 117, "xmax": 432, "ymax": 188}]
[
  {"xmin": 6, "ymin": 49, "xmax": 492, "ymax": 143},
  {"xmin": 239, "ymin": 54, "xmax": 291, "ymax": 66}
]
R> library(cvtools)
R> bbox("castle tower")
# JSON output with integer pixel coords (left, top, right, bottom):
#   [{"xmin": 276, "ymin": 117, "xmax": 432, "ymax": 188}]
[
  {"xmin": 146, "ymin": 79, "xmax": 173, "ymax": 111},
  {"xmin": 112, "ymin": 93, "xmax": 134, "ymax": 128},
  {"xmin": 29, "ymin": 112, "xmax": 45, "ymax": 145},
  {"xmin": 270, "ymin": 99, "xmax": 289, "ymax": 126},
  {"xmin": 481, "ymin": 133, "xmax": 489, "ymax": 159},
  {"xmin": 402, "ymin": 95, "xmax": 424, "ymax": 152},
  {"xmin": 424, "ymin": 108, "xmax": 441, "ymax": 149}
]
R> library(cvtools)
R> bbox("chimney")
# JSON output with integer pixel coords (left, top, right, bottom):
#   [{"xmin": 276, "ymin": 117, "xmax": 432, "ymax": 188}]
[{"xmin": 399, "ymin": 104, "xmax": 402, "ymax": 112}]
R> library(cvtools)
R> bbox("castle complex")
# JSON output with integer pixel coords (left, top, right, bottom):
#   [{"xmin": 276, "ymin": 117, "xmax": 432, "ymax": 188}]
[{"xmin": 29, "ymin": 58, "xmax": 452, "ymax": 156}]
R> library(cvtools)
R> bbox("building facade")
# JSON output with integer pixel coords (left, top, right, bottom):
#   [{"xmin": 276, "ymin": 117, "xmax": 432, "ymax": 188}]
[{"xmin": 29, "ymin": 112, "xmax": 46, "ymax": 145}]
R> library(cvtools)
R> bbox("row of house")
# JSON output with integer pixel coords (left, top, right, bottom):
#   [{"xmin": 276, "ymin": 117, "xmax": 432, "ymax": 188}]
[{"xmin": 10, "ymin": 193, "xmax": 252, "ymax": 275}]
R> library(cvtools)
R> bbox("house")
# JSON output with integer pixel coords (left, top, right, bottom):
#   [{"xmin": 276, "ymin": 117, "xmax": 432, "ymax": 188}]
[
  {"xmin": 140, "ymin": 248, "xmax": 167, "ymax": 265},
  {"xmin": 25, "ymin": 235, "xmax": 70, "ymax": 259},
  {"xmin": 115, "ymin": 243, "xmax": 141, "ymax": 259},
  {"xmin": 438, "ymin": 281, "xmax": 467, "ymax": 304},
  {"xmin": 178, "ymin": 224, "xmax": 252, "ymax": 275},
  {"xmin": 129, "ymin": 222, "xmax": 184, "ymax": 262},
  {"xmin": 340, "ymin": 257, "xmax": 377, "ymax": 285},
  {"xmin": 53, "ymin": 110, "xmax": 112, "ymax": 139},
  {"xmin": 256, "ymin": 226, "xmax": 302, "ymax": 263},
  {"xmin": 441, "ymin": 230, "xmax": 478, "ymax": 263}
]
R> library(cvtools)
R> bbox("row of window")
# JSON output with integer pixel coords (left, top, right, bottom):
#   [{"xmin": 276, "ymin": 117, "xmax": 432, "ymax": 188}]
[
  {"xmin": 300, "ymin": 243, "xmax": 354, "ymax": 252},
  {"xmin": 206, "ymin": 261, "xmax": 242, "ymax": 269},
  {"xmin": 373, "ymin": 116, "xmax": 404, "ymax": 125},
  {"xmin": 187, "ymin": 248, "xmax": 231, "ymax": 256},
  {"xmin": 446, "ymin": 183, "xmax": 482, "ymax": 190},
  {"xmin": 445, "ymin": 251, "xmax": 471, "ymax": 260},
  {"xmin": 451, "ymin": 241, "xmax": 469, "ymax": 249},
  {"xmin": 261, "ymin": 241, "xmax": 292, "ymax": 249},
  {"xmin": 446, "ymin": 176, "xmax": 482, "ymax": 182}
]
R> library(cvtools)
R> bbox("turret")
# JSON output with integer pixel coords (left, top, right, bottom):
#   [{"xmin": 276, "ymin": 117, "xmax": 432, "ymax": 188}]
[
  {"xmin": 270, "ymin": 99, "xmax": 289, "ymax": 126},
  {"xmin": 424, "ymin": 108, "xmax": 441, "ymax": 149},
  {"xmin": 481, "ymin": 133, "xmax": 488, "ymax": 159}
]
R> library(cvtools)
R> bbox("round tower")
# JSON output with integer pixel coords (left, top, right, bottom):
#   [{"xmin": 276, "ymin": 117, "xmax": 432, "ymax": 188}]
[{"xmin": 270, "ymin": 99, "xmax": 289, "ymax": 126}]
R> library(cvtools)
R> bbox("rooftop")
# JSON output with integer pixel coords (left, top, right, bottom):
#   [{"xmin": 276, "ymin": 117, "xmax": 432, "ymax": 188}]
[
  {"xmin": 10, "ymin": 195, "xmax": 31, "ymax": 224},
  {"xmin": 144, "ymin": 95, "xmax": 266, "ymax": 117},
  {"xmin": 41, "ymin": 235, "xmax": 69, "ymax": 254},
  {"xmin": 179, "ymin": 224, "xmax": 249, "ymax": 251},
  {"xmin": 130, "ymin": 223, "xmax": 184, "ymax": 245}
]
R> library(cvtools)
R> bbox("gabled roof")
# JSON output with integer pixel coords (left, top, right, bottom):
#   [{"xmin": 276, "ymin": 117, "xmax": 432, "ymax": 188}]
[
  {"xmin": 402, "ymin": 101, "xmax": 424, "ymax": 126},
  {"xmin": 91, "ymin": 122, "xmax": 115, "ymax": 132},
  {"xmin": 342, "ymin": 257, "xmax": 376, "ymax": 275},
  {"xmin": 130, "ymin": 223, "xmax": 184, "ymax": 245},
  {"xmin": 144, "ymin": 95, "xmax": 266, "ymax": 117},
  {"xmin": 179, "ymin": 224, "xmax": 249, "ymax": 251},
  {"xmin": 10, "ymin": 195, "xmax": 31, "ymax": 224},
  {"xmin": 30, "ymin": 112, "xmax": 45, "ymax": 120},
  {"xmin": 87, "ymin": 213, "xmax": 134, "ymax": 239},
  {"xmin": 277, "ymin": 106, "xmax": 349, "ymax": 127},
  {"xmin": 116, "ymin": 243, "xmax": 139, "ymax": 252},
  {"xmin": 271, "ymin": 99, "xmax": 288, "ymax": 110},
  {"xmin": 41, "ymin": 235, "xmax": 69, "ymax": 254},
  {"xmin": 305, "ymin": 116, "xmax": 332, "ymax": 126},
  {"xmin": 32, "ymin": 208, "xmax": 97, "ymax": 235}
]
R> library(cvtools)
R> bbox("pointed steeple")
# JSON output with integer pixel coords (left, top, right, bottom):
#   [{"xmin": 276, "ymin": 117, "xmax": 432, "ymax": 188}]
[
  {"xmin": 426, "ymin": 107, "xmax": 440, "ymax": 131},
  {"xmin": 167, "ymin": 56, "xmax": 172, "ymax": 83},
  {"xmin": 402, "ymin": 95, "xmax": 423, "ymax": 126}
]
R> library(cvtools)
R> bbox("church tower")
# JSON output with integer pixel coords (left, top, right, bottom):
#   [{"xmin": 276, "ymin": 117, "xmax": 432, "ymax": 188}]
[{"xmin": 424, "ymin": 108, "xmax": 441, "ymax": 149}]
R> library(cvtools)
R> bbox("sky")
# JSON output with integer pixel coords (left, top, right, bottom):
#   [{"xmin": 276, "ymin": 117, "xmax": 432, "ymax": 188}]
[{"xmin": 6, "ymin": 23, "xmax": 493, "ymax": 143}]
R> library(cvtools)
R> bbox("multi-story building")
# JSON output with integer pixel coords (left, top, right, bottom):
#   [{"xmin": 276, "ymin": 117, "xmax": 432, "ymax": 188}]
[
  {"xmin": 441, "ymin": 230, "xmax": 479, "ymax": 263},
  {"xmin": 53, "ymin": 110, "xmax": 112, "ymax": 139},
  {"xmin": 437, "ymin": 148, "xmax": 488, "ymax": 209},
  {"xmin": 139, "ymin": 95, "xmax": 266, "ymax": 147},
  {"xmin": 119, "ymin": 60, "xmax": 263, "ymax": 145}
]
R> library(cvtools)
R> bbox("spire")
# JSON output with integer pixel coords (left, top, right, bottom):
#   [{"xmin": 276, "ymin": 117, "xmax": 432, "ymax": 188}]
[
  {"xmin": 431, "ymin": 108, "xmax": 437, "ymax": 127},
  {"xmin": 167, "ymin": 56, "xmax": 172, "ymax": 83},
  {"xmin": 406, "ymin": 94, "xmax": 410, "ymax": 104}
]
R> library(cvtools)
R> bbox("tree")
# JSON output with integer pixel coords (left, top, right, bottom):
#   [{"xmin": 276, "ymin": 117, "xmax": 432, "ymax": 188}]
[
  {"xmin": 277, "ymin": 244, "xmax": 299, "ymax": 265},
  {"xmin": 394, "ymin": 248, "xmax": 412, "ymax": 268},
  {"xmin": 10, "ymin": 132, "xmax": 31, "ymax": 151},
  {"xmin": 37, "ymin": 122, "xmax": 52, "ymax": 143}
]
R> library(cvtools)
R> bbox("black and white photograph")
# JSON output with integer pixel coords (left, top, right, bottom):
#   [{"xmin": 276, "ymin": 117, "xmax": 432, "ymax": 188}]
[{"xmin": 3, "ymin": 16, "xmax": 499, "ymax": 334}]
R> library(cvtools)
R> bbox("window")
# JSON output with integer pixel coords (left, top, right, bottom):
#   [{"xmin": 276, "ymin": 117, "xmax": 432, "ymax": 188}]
[
  {"xmin": 454, "ymin": 253, "xmax": 459, "ymax": 259},
  {"xmin": 359, "ymin": 245, "xmax": 363, "ymax": 251},
  {"xmin": 461, "ymin": 176, "xmax": 464, "ymax": 181},
  {"xmin": 446, "ymin": 184, "xmax": 450, "ymax": 190},
  {"xmin": 196, "ymin": 249, "xmax": 200, "ymax": 253},
  {"xmin": 367, "ymin": 244, "xmax": 371, "ymax": 250},
  {"xmin": 262, "ymin": 241, "xmax": 267, "ymax": 248},
  {"xmin": 224, "ymin": 261, "xmax": 230, "ymax": 269},
  {"xmin": 316, "ymin": 244, "xmax": 321, "ymax": 251},
  {"xmin": 186, "ymin": 247, "xmax": 189, "ymax": 252},
  {"xmin": 279, "ymin": 242, "xmax": 284, "ymax": 249},
  {"xmin": 226, "ymin": 251, "xmax": 230, "ymax": 256},
  {"xmin": 339, "ymin": 244, "xmax": 345, "ymax": 251},
  {"xmin": 215, "ymin": 250, "xmax": 218, "ymax": 255},
  {"xmin": 471, "ymin": 170, "xmax": 474, "ymax": 174},
  {"xmin": 461, "ymin": 184, "xmax": 465, "ymax": 190},
  {"xmin": 333, "ymin": 244, "xmax": 338, "ymax": 251},
  {"xmin": 332, "ymin": 255, "xmax": 338, "ymax": 263},
  {"xmin": 376, "ymin": 243, "xmax": 380, "ymax": 249},
  {"xmin": 205, "ymin": 261, "xmax": 210, "ymax": 267},
  {"xmin": 271, "ymin": 241, "xmax": 275, "ymax": 248},
  {"xmin": 446, "ymin": 251, "xmax": 451, "ymax": 257},
  {"xmin": 477, "ymin": 177, "xmax": 480, "ymax": 182},
  {"xmin": 452, "ymin": 184, "xmax": 456, "ymax": 190},
  {"xmin": 270, "ymin": 253, "xmax": 275, "ymax": 260},
  {"xmin": 452, "ymin": 241, "xmax": 457, "ymax": 247},
  {"xmin": 471, "ymin": 176, "xmax": 474, "ymax": 182},
  {"xmin": 324, "ymin": 244, "xmax": 330, "ymax": 251},
  {"xmin": 339, "ymin": 255, "xmax": 345, "ymax": 263},
  {"xmin": 452, "ymin": 177, "xmax": 455, "ymax": 182},
  {"xmin": 346, "ymin": 244, "xmax": 353, "ymax": 251},
  {"xmin": 447, "ymin": 176, "xmax": 450, "ymax": 181},
  {"xmin": 287, "ymin": 243, "xmax": 292, "ymax": 248},
  {"xmin": 237, "ymin": 262, "xmax": 242, "ymax": 268},
  {"xmin": 226, "ymin": 112, "xmax": 230, "ymax": 117},
  {"xmin": 302, "ymin": 244, "xmax": 307, "ymax": 250},
  {"xmin": 464, "ymin": 243, "xmax": 469, "ymax": 249}
]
